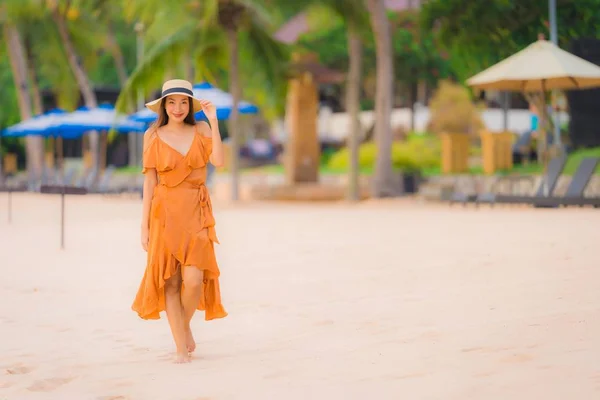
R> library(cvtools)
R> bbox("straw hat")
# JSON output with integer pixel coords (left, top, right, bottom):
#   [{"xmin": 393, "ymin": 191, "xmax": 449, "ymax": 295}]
[{"xmin": 145, "ymin": 79, "xmax": 202, "ymax": 113}]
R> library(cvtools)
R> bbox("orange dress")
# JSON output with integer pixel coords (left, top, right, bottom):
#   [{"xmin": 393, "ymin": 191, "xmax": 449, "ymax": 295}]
[{"xmin": 132, "ymin": 127, "xmax": 227, "ymax": 321}]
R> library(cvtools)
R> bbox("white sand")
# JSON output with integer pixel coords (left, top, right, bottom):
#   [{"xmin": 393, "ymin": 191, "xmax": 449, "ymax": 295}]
[{"xmin": 1, "ymin": 193, "xmax": 599, "ymax": 400}]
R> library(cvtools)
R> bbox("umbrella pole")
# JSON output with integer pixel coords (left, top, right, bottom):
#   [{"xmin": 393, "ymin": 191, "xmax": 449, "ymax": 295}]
[
  {"xmin": 8, "ymin": 188, "xmax": 12, "ymax": 224},
  {"xmin": 61, "ymin": 188, "xmax": 65, "ymax": 249},
  {"xmin": 0, "ymin": 136, "xmax": 3, "ymax": 185},
  {"xmin": 540, "ymin": 92, "xmax": 549, "ymax": 196},
  {"xmin": 100, "ymin": 131, "xmax": 107, "ymax": 174},
  {"xmin": 55, "ymin": 135, "xmax": 63, "ymax": 182},
  {"xmin": 525, "ymin": 91, "xmax": 550, "ymax": 195}
]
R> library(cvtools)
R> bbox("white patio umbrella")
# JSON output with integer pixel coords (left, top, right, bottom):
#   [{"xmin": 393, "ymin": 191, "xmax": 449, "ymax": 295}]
[
  {"xmin": 466, "ymin": 37, "xmax": 600, "ymax": 194},
  {"xmin": 467, "ymin": 38, "xmax": 600, "ymax": 91}
]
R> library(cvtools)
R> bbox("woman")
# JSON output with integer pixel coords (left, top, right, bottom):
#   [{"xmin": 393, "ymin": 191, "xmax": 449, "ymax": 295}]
[{"xmin": 132, "ymin": 79, "xmax": 227, "ymax": 364}]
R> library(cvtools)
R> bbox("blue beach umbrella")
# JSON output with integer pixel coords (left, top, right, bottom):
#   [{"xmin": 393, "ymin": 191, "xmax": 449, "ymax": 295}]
[
  {"xmin": 55, "ymin": 103, "xmax": 146, "ymax": 138},
  {"xmin": 130, "ymin": 82, "xmax": 259, "ymax": 124},
  {"xmin": 1, "ymin": 108, "xmax": 67, "ymax": 137}
]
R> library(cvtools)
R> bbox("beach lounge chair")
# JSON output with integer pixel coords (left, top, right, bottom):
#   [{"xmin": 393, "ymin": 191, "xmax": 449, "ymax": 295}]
[
  {"xmin": 448, "ymin": 155, "xmax": 566, "ymax": 206},
  {"xmin": 475, "ymin": 154, "xmax": 567, "ymax": 206},
  {"xmin": 89, "ymin": 165, "xmax": 117, "ymax": 194},
  {"xmin": 533, "ymin": 157, "xmax": 600, "ymax": 208},
  {"xmin": 448, "ymin": 174, "xmax": 537, "ymax": 206},
  {"xmin": 447, "ymin": 176, "xmax": 478, "ymax": 205},
  {"xmin": 61, "ymin": 167, "xmax": 77, "ymax": 186}
]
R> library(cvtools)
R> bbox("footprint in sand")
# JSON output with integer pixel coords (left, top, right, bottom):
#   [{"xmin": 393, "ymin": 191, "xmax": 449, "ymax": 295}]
[
  {"xmin": 499, "ymin": 353, "xmax": 534, "ymax": 364},
  {"xmin": 461, "ymin": 346, "xmax": 516, "ymax": 354},
  {"xmin": 5, "ymin": 364, "xmax": 34, "ymax": 375},
  {"xmin": 132, "ymin": 347, "xmax": 151, "ymax": 354},
  {"xmin": 27, "ymin": 377, "xmax": 74, "ymax": 392},
  {"xmin": 313, "ymin": 319, "xmax": 334, "ymax": 327},
  {"xmin": 20, "ymin": 287, "xmax": 40, "ymax": 294}
]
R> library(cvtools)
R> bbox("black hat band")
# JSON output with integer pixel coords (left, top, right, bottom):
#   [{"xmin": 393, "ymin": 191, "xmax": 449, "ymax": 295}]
[{"xmin": 161, "ymin": 87, "xmax": 194, "ymax": 97}]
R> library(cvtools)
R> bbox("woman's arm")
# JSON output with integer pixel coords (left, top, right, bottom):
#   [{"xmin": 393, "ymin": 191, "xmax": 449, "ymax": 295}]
[
  {"xmin": 141, "ymin": 169, "xmax": 157, "ymax": 231},
  {"xmin": 198, "ymin": 119, "xmax": 224, "ymax": 167},
  {"xmin": 141, "ymin": 129, "xmax": 158, "ymax": 233},
  {"xmin": 198, "ymin": 100, "xmax": 224, "ymax": 167}
]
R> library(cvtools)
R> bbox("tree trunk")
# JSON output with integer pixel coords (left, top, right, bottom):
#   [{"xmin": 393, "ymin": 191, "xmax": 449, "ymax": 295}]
[
  {"xmin": 52, "ymin": 9, "xmax": 99, "ymax": 174},
  {"xmin": 4, "ymin": 24, "xmax": 43, "ymax": 187},
  {"xmin": 184, "ymin": 50, "xmax": 195, "ymax": 82},
  {"xmin": 226, "ymin": 27, "xmax": 241, "ymax": 201},
  {"xmin": 106, "ymin": 24, "xmax": 128, "ymax": 85},
  {"xmin": 25, "ymin": 37, "xmax": 48, "ymax": 182},
  {"xmin": 409, "ymin": 76, "xmax": 418, "ymax": 132},
  {"xmin": 346, "ymin": 26, "xmax": 362, "ymax": 201},
  {"xmin": 25, "ymin": 39, "xmax": 44, "ymax": 116},
  {"xmin": 106, "ymin": 20, "xmax": 137, "ymax": 169},
  {"xmin": 367, "ymin": 0, "xmax": 395, "ymax": 197}
]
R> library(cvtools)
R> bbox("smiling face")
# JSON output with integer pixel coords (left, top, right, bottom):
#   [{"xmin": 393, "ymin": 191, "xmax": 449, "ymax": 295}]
[{"xmin": 164, "ymin": 94, "xmax": 190, "ymax": 122}]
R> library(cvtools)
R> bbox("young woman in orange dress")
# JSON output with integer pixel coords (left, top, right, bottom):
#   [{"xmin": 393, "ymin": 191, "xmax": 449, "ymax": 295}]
[{"xmin": 132, "ymin": 79, "xmax": 227, "ymax": 363}]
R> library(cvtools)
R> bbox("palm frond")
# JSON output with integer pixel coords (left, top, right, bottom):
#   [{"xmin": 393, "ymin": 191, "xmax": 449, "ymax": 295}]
[
  {"xmin": 32, "ymin": 19, "xmax": 80, "ymax": 110},
  {"xmin": 115, "ymin": 21, "xmax": 199, "ymax": 113},
  {"xmin": 193, "ymin": 27, "xmax": 228, "ymax": 85},
  {"xmin": 0, "ymin": 40, "xmax": 20, "ymax": 128},
  {"xmin": 236, "ymin": 0, "xmax": 276, "ymax": 30},
  {"xmin": 240, "ymin": 17, "xmax": 290, "ymax": 119},
  {"xmin": 1, "ymin": 0, "xmax": 46, "ymax": 24},
  {"xmin": 196, "ymin": 0, "xmax": 219, "ymax": 28},
  {"xmin": 122, "ymin": 0, "xmax": 168, "ymax": 26},
  {"xmin": 64, "ymin": 12, "xmax": 106, "ymax": 73},
  {"xmin": 146, "ymin": 9, "xmax": 198, "ymax": 44},
  {"xmin": 323, "ymin": 0, "xmax": 370, "ymax": 34}
]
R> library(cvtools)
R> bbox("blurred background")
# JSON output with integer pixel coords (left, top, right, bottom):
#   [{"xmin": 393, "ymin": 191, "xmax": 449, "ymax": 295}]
[
  {"xmin": 2, "ymin": 3, "xmax": 600, "ymax": 397},
  {"xmin": 1, "ymin": 0, "xmax": 600, "ymax": 202}
]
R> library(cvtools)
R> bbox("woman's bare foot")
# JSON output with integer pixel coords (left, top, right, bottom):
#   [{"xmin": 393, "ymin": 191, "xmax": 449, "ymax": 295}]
[
  {"xmin": 185, "ymin": 326, "xmax": 196, "ymax": 353},
  {"xmin": 174, "ymin": 351, "xmax": 191, "ymax": 364}
]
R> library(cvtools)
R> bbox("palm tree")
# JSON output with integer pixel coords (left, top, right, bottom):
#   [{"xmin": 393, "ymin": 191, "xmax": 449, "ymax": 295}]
[
  {"xmin": 277, "ymin": 0, "xmax": 370, "ymax": 200},
  {"xmin": 91, "ymin": 0, "xmax": 139, "ymax": 167},
  {"xmin": 346, "ymin": 25, "xmax": 363, "ymax": 200},
  {"xmin": 46, "ymin": 0, "xmax": 102, "ymax": 175},
  {"xmin": 318, "ymin": 1, "xmax": 370, "ymax": 201},
  {"xmin": 3, "ymin": 1, "xmax": 131, "ymax": 182},
  {"xmin": 366, "ymin": 0, "xmax": 394, "ymax": 197},
  {"xmin": 117, "ymin": 0, "xmax": 288, "ymax": 201},
  {"xmin": 1, "ymin": 1, "xmax": 44, "ymax": 185}
]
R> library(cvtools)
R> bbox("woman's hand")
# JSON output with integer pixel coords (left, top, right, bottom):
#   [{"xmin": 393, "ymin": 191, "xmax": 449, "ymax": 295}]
[
  {"xmin": 200, "ymin": 100, "xmax": 217, "ymax": 121},
  {"xmin": 141, "ymin": 226, "xmax": 149, "ymax": 252}
]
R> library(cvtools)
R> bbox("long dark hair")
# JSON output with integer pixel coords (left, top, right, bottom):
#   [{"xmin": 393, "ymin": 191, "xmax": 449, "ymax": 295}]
[{"xmin": 150, "ymin": 96, "xmax": 196, "ymax": 130}]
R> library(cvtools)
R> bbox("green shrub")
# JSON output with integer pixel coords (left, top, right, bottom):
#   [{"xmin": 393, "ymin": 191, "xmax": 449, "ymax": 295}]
[
  {"xmin": 428, "ymin": 80, "xmax": 484, "ymax": 136},
  {"xmin": 327, "ymin": 132, "xmax": 441, "ymax": 172}
]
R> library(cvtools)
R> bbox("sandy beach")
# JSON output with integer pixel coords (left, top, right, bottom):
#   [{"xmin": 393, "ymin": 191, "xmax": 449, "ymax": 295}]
[{"xmin": 1, "ymin": 192, "xmax": 599, "ymax": 399}]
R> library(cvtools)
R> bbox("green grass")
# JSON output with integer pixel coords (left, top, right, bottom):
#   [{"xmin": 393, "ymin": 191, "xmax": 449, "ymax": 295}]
[
  {"xmin": 116, "ymin": 147, "xmax": 600, "ymax": 177},
  {"xmin": 239, "ymin": 163, "xmax": 374, "ymax": 175},
  {"xmin": 562, "ymin": 147, "xmax": 600, "ymax": 175},
  {"xmin": 495, "ymin": 147, "xmax": 600, "ymax": 176},
  {"xmin": 115, "ymin": 165, "xmax": 141, "ymax": 174}
]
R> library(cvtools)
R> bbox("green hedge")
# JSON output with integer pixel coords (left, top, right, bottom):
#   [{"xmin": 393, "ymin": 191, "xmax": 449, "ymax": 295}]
[{"xmin": 327, "ymin": 133, "xmax": 441, "ymax": 172}]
